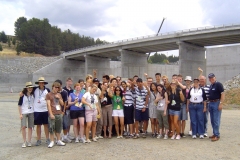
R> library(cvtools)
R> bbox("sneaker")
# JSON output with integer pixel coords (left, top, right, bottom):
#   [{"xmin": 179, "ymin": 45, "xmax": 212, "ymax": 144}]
[
  {"xmin": 204, "ymin": 133, "xmax": 208, "ymax": 137},
  {"xmin": 48, "ymin": 141, "xmax": 54, "ymax": 148},
  {"xmin": 22, "ymin": 142, "xmax": 26, "ymax": 148},
  {"xmin": 92, "ymin": 138, "xmax": 97, "ymax": 142},
  {"xmin": 176, "ymin": 135, "xmax": 181, "ymax": 140},
  {"xmin": 35, "ymin": 140, "xmax": 41, "ymax": 146},
  {"xmin": 46, "ymin": 139, "xmax": 50, "ymax": 145},
  {"xmin": 123, "ymin": 131, "xmax": 128, "ymax": 136},
  {"xmin": 75, "ymin": 137, "xmax": 79, "ymax": 143},
  {"xmin": 163, "ymin": 135, "xmax": 168, "ymax": 140},
  {"xmin": 68, "ymin": 134, "xmax": 75, "ymax": 140},
  {"xmin": 151, "ymin": 134, "xmax": 155, "ymax": 138},
  {"xmin": 62, "ymin": 137, "xmax": 72, "ymax": 143},
  {"xmin": 171, "ymin": 135, "xmax": 176, "ymax": 140},
  {"xmin": 133, "ymin": 134, "xmax": 139, "ymax": 139},
  {"xmin": 27, "ymin": 142, "xmax": 32, "ymax": 147},
  {"xmin": 80, "ymin": 138, "xmax": 86, "ymax": 143},
  {"xmin": 120, "ymin": 136, "xmax": 123, "ymax": 139},
  {"xmin": 192, "ymin": 135, "xmax": 197, "ymax": 139},
  {"xmin": 142, "ymin": 133, "xmax": 147, "ymax": 138},
  {"xmin": 117, "ymin": 136, "xmax": 120, "ymax": 139},
  {"xmin": 98, "ymin": 135, "xmax": 103, "ymax": 139},
  {"xmin": 157, "ymin": 134, "xmax": 163, "ymax": 139},
  {"xmin": 57, "ymin": 140, "xmax": 66, "ymax": 146},
  {"xmin": 127, "ymin": 134, "xmax": 134, "ymax": 138},
  {"xmin": 86, "ymin": 139, "xmax": 91, "ymax": 143},
  {"xmin": 200, "ymin": 135, "xmax": 204, "ymax": 139},
  {"xmin": 182, "ymin": 133, "xmax": 186, "ymax": 138},
  {"xmin": 188, "ymin": 131, "xmax": 192, "ymax": 136}
]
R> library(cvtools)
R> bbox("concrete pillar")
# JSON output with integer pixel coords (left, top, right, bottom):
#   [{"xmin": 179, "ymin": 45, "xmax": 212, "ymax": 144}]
[
  {"xmin": 177, "ymin": 41, "xmax": 206, "ymax": 79},
  {"xmin": 85, "ymin": 55, "xmax": 110, "ymax": 80},
  {"xmin": 120, "ymin": 49, "xmax": 148, "ymax": 79}
]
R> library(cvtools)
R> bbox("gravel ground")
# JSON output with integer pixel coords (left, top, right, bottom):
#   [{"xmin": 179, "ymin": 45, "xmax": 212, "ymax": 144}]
[{"xmin": 0, "ymin": 93, "xmax": 240, "ymax": 160}]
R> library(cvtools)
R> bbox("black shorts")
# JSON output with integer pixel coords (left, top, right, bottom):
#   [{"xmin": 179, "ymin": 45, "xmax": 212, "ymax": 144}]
[
  {"xmin": 124, "ymin": 105, "xmax": 134, "ymax": 124},
  {"xmin": 70, "ymin": 110, "xmax": 85, "ymax": 119},
  {"xmin": 34, "ymin": 111, "xmax": 48, "ymax": 125}
]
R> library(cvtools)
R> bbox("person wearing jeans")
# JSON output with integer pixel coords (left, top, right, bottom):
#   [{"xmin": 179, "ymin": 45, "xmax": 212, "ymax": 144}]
[
  {"xmin": 186, "ymin": 78, "xmax": 207, "ymax": 139},
  {"xmin": 208, "ymin": 73, "xmax": 224, "ymax": 142}
]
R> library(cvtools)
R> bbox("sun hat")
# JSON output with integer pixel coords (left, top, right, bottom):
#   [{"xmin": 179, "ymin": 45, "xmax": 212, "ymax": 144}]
[
  {"xmin": 35, "ymin": 77, "xmax": 48, "ymax": 85},
  {"xmin": 25, "ymin": 82, "xmax": 34, "ymax": 88},
  {"xmin": 184, "ymin": 76, "xmax": 192, "ymax": 81}
]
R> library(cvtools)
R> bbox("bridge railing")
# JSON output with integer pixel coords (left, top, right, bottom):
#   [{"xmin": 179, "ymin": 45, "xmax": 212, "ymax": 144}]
[{"xmin": 63, "ymin": 23, "xmax": 240, "ymax": 55}]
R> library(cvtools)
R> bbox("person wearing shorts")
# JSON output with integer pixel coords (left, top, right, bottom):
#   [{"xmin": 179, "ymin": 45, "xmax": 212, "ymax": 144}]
[
  {"xmin": 46, "ymin": 82, "xmax": 66, "ymax": 148},
  {"xmin": 33, "ymin": 77, "xmax": 50, "ymax": 146},
  {"xmin": 82, "ymin": 84, "xmax": 100, "ymax": 143},
  {"xmin": 18, "ymin": 82, "xmax": 35, "ymax": 148},
  {"xmin": 68, "ymin": 83, "xmax": 85, "ymax": 143},
  {"xmin": 133, "ymin": 78, "xmax": 149, "ymax": 139},
  {"xmin": 108, "ymin": 86, "xmax": 125, "ymax": 138}
]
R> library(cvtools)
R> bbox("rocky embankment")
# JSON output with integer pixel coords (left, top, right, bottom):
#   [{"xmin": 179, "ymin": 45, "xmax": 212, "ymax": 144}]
[{"xmin": 0, "ymin": 56, "xmax": 61, "ymax": 74}]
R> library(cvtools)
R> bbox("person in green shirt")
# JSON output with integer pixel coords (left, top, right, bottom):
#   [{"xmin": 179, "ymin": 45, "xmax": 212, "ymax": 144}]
[{"xmin": 108, "ymin": 85, "xmax": 125, "ymax": 138}]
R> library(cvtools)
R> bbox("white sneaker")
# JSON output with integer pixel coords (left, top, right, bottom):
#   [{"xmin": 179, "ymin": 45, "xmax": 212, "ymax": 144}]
[
  {"xmin": 157, "ymin": 134, "xmax": 163, "ymax": 139},
  {"xmin": 48, "ymin": 141, "xmax": 54, "ymax": 148},
  {"xmin": 75, "ymin": 137, "xmax": 79, "ymax": 143},
  {"xmin": 67, "ymin": 135, "xmax": 75, "ymax": 140},
  {"xmin": 81, "ymin": 138, "xmax": 86, "ymax": 143},
  {"xmin": 98, "ymin": 135, "xmax": 103, "ymax": 139},
  {"xmin": 188, "ymin": 131, "xmax": 192, "ymax": 136},
  {"xmin": 86, "ymin": 139, "xmax": 91, "ymax": 143},
  {"xmin": 164, "ymin": 135, "xmax": 168, "ymax": 140},
  {"xmin": 22, "ymin": 142, "xmax": 26, "ymax": 148},
  {"xmin": 204, "ymin": 133, "xmax": 208, "ymax": 137},
  {"xmin": 200, "ymin": 135, "xmax": 204, "ymax": 139},
  {"xmin": 27, "ymin": 142, "xmax": 32, "ymax": 147},
  {"xmin": 117, "ymin": 136, "xmax": 120, "ymax": 139},
  {"xmin": 92, "ymin": 138, "xmax": 98, "ymax": 142},
  {"xmin": 57, "ymin": 140, "xmax": 66, "ymax": 146},
  {"xmin": 171, "ymin": 135, "xmax": 176, "ymax": 140},
  {"xmin": 62, "ymin": 137, "xmax": 72, "ymax": 143},
  {"xmin": 176, "ymin": 135, "xmax": 181, "ymax": 140},
  {"xmin": 192, "ymin": 135, "xmax": 197, "ymax": 139}
]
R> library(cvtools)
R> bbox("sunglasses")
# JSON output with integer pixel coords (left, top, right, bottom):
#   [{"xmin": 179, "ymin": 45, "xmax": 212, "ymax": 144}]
[{"xmin": 55, "ymin": 86, "xmax": 60, "ymax": 89}]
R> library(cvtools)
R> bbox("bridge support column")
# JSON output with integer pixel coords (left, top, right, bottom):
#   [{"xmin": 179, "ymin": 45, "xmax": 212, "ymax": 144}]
[
  {"xmin": 120, "ymin": 49, "xmax": 147, "ymax": 79},
  {"xmin": 85, "ymin": 55, "xmax": 110, "ymax": 79},
  {"xmin": 177, "ymin": 42, "xmax": 206, "ymax": 78}
]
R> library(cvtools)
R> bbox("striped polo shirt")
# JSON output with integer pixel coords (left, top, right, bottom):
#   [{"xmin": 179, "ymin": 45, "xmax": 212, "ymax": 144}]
[{"xmin": 134, "ymin": 86, "xmax": 148, "ymax": 110}]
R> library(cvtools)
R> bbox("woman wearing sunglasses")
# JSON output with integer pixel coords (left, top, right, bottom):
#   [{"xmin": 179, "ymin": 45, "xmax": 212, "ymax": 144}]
[{"xmin": 108, "ymin": 85, "xmax": 125, "ymax": 138}]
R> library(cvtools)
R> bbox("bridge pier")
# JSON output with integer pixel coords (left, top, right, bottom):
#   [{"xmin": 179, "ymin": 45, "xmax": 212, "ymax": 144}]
[
  {"xmin": 120, "ymin": 49, "xmax": 147, "ymax": 79},
  {"xmin": 84, "ymin": 55, "xmax": 110, "ymax": 79},
  {"xmin": 177, "ymin": 41, "xmax": 206, "ymax": 78}
]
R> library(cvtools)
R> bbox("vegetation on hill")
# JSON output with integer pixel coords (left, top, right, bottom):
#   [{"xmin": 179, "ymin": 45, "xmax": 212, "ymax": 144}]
[
  {"xmin": 148, "ymin": 52, "xmax": 179, "ymax": 64},
  {"xmin": 14, "ymin": 17, "xmax": 108, "ymax": 56}
]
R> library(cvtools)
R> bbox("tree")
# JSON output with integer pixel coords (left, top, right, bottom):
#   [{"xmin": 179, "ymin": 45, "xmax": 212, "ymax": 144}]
[
  {"xmin": 16, "ymin": 43, "xmax": 21, "ymax": 55},
  {"xmin": 12, "ymin": 38, "xmax": 16, "ymax": 46},
  {"xmin": 0, "ymin": 31, "xmax": 8, "ymax": 43},
  {"xmin": 8, "ymin": 37, "xmax": 11, "ymax": 47},
  {"xmin": 14, "ymin": 17, "xmax": 27, "ymax": 36},
  {"xmin": 0, "ymin": 44, "xmax": 3, "ymax": 51}
]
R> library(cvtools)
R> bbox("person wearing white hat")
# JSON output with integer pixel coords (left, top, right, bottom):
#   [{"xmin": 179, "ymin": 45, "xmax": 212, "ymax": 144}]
[
  {"xmin": 33, "ymin": 77, "xmax": 50, "ymax": 146},
  {"xmin": 18, "ymin": 82, "xmax": 34, "ymax": 148}
]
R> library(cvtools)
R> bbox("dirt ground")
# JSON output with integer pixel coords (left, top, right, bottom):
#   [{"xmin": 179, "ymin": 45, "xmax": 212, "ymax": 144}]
[{"xmin": 0, "ymin": 93, "xmax": 239, "ymax": 160}]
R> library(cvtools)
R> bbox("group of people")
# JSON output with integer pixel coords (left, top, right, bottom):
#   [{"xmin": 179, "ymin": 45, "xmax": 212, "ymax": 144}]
[{"xmin": 18, "ymin": 67, "xmax": 224, "ymax": 148}]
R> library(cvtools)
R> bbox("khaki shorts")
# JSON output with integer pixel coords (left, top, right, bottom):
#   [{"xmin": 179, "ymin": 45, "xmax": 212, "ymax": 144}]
[
  {"xmin": 48, "ymin": 114, "xmax": 63, "ymax": 134},
  {"xmin": 21, "ymin": 113, "xmax": 34, "ymax": 128}
]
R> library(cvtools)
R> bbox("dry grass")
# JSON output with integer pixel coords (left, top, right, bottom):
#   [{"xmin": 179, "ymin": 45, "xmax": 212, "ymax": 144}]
[
  {"xmin": 223, "ymin": 88, "xmax": 240, "ymax": 109},
  {"xmin": 0, "ymin": 42, "xmax": 43, "ymax": 57}
]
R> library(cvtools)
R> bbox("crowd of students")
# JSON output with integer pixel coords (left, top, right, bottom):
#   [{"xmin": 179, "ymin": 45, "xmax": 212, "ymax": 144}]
[{"xmin": 18, "ymin": 67, "xmax": 225, "ymax": 148}]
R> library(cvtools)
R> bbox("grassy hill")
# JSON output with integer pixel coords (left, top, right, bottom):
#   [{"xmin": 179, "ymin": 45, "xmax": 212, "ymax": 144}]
[{"xmin": 0, "ymin": 42, "xmax": 43, "ymax": 57}]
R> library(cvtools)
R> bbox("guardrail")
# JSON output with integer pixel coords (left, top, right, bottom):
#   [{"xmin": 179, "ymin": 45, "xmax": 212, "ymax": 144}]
[{"xmin": 63, "ymin": 23, "xmax": 240, "ymax": 55}]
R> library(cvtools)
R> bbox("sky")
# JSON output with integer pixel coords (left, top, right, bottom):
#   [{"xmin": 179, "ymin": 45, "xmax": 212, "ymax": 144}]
[{"xmin": 1, "ymin": 0, "xmax": 240, "ymax": 55}]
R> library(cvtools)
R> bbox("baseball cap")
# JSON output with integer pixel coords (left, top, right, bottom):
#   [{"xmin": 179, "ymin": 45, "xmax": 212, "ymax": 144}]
[
  {"xmin": 93, "ymin": 78, "xmax": 99, "ymax": 83},
  {"xmin": 208, "ymin": 73, "xmax": 215, "ymax": 78}
]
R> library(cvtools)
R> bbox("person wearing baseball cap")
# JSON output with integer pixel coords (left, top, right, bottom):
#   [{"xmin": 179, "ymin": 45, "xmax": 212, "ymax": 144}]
[{"xmin": 208, "ymin": 73, "xmax": 225, "ymax": 142}]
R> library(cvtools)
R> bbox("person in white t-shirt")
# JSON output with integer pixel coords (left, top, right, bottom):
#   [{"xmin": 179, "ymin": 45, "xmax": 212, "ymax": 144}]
[
  {"xmin": 82, "ymin": 84, "xmax": 100, "ymax": 143},
  {"xmin": 18, "ymin": 82, "xmax": 34, "ymax": 148}
]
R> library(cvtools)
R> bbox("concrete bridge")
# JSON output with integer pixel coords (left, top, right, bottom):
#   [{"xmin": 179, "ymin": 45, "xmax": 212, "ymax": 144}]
[{"xmin": 63, "ymin": 24, "xmax": 240, "ymax": 79}]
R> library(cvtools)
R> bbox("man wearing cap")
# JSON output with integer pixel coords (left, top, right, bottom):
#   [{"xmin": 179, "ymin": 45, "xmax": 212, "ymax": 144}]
[
  {"xmin": 33, "ymin": 77, "xmax": 51, "ymax": 146},
  {"xmin": 208, "ymin": 73, "xmax": 225, "ymax": 141},
  {"xmin": 133, "ymin": 78, "xmax": 149, "ymax": 139}
]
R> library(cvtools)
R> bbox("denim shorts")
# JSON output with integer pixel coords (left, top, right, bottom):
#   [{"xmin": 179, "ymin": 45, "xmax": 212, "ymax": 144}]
[
  {"xmin": 135, "ymin": 108, "xmax": 149, "ymax": 121},
  {"xmin": 168, "ymin": 109, "xmax": 180, "ymax": 116},
  {"xmin": 179, "ymin": 104, "xmax": 188, "ymax": 120}
]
